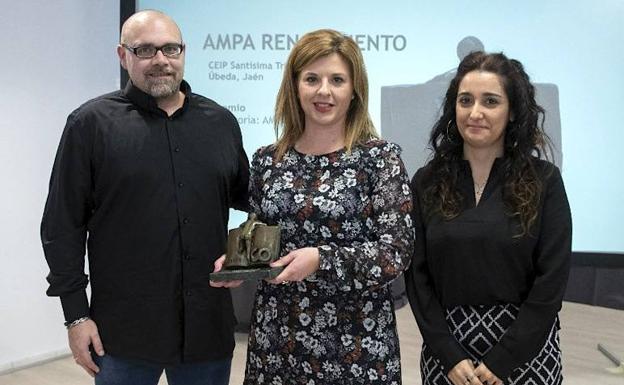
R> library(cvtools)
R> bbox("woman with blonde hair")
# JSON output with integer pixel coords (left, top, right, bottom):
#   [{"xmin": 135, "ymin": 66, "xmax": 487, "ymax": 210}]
[{"xmin": 214, "ymin": 29, "xmax": 413, "ymax": 384}]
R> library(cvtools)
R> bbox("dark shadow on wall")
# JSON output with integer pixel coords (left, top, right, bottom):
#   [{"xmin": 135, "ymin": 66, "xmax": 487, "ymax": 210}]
[
  {"xmin": 566, "ymin": 252, "xmax": 624, "ymax": 310},
  {"xmin": 119, "ymin": 0, "xmax": 136, "ymax": 88},
  {"xmin": 232, "ymin": 252, "xmax": 624, "ymax": 333}
]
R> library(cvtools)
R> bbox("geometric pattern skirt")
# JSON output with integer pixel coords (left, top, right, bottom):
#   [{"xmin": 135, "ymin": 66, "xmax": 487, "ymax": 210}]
[{"xmin": 421, "ymin": 304, "xmax": 563, "ymax": 385}]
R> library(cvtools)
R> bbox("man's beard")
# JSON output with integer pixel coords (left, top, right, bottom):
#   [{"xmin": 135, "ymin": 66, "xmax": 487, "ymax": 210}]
[
  {"xmin": 144, "ymin": 67, "xmax": 182, "ymax": 99},
  {"xmin": 146, "ymin": 76, "xmax": 180, "ymax": 99}
]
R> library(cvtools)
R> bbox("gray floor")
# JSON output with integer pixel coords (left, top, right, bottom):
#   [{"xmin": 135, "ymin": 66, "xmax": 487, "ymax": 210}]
[{"xmin": 1, "ymin": 302, "xmax": 623, "ymax": 384}]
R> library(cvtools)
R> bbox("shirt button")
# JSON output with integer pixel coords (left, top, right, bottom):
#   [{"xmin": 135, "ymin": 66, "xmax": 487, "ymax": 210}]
[
  {"xmin": 174, "ymin": 147, "xmax": 181, "ymax": 152},
  {"xmin": 184, "ymin": 254, "xmax": 191, "ymax": 260},
  {"xmin": 178, "ymin": 182, "xmax": 184, "ymax": 188},
  {"xmin": 183, "ymin": 218, "xmax": 189, "ymax": 224},
  {"xmin": 185, "ymin": 290, "xmax": 192, "ymax": 296}
]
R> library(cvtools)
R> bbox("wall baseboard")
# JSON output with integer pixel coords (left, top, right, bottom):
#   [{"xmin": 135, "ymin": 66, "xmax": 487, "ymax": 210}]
[{"xmin": 0, "ymin": 348, "xmax": 70, "ymax": 376}]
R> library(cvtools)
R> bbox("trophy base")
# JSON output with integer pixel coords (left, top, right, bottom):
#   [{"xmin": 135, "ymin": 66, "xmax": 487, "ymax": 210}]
[{"xmin": 209, "ymin": 266, "xmax": 285, "ymax": 282}]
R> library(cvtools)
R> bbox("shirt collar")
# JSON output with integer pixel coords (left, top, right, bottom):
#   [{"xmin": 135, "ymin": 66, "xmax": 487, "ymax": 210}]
[
  {"xmin": 459, "ymin": 157, "xmax": 504, "ymax": 169},
  {"xmin": 459, "ymin": 157, "xmax": 504, "ymax": 182},
  {"xmin": 122, "ymin": 80, "xmax": 191, "ymax": 114}
]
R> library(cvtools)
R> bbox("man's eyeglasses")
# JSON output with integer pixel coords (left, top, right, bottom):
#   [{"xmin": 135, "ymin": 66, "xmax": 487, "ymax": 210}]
[{"xmin": 122, "ymin": 43, "xmax": 185, "ymax": 59}]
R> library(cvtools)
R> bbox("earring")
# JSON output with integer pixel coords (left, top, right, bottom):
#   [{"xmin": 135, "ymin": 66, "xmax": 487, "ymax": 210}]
[
  {"xmin": 351, "ymin": 94, "xmax": 355, "ymax": 100},
  {"xmin": 446, "ymin": 119, "xmax": 457, "ymax": 144}
]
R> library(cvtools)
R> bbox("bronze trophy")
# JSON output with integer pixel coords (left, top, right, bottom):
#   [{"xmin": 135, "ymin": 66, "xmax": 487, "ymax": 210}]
[{"xmin": 210, "ymin": 213, "xmax": 283, "ymax": 281}]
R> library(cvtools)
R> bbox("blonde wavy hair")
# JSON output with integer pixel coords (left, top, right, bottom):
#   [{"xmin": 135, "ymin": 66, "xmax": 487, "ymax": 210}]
[{"xmin": 273, "ymin": 29, "xmax": 378, "ymax": 159}]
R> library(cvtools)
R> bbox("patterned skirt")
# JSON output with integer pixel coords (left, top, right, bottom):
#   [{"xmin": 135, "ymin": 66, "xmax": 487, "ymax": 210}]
[{"xmin": 421, "ymin": 304, "xmax": 562, "ymax": 385}]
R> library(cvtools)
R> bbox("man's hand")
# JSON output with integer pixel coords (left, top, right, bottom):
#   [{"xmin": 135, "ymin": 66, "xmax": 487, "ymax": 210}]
[
  {"xmin": 209, "ymin": 254, "xmax": 243, "ymax": 288},
  {"xmin": 474, "ymin": 362, "xmax": 503, "ymax": 385},
  {"xmin": 68, "ymin": 319, "xmax": 104, "ymax": 377},
  {"xmin": 268, "ymin": 247, "xmax": 320, "ymax": 284},
  {"xmin": 448, "ymin": 359, "xmax": 484, "ymax": 385}
]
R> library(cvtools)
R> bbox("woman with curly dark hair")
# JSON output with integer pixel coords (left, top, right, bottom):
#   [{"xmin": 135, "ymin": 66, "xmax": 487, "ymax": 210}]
[{"xmin": 405, "ymin": 51, "xmax": 572, "ymax": 385}]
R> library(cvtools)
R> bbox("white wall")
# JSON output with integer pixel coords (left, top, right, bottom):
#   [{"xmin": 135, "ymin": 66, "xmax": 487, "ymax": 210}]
[{"xmin": 0, "ymin": 1, "xmax": 119, "ymax": 372}]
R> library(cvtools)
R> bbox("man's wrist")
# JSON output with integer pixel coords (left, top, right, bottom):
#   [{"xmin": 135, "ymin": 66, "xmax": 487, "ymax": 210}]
[{"xmin": 64, "ymin": 316, "xmax": 90, "ymax": 329}]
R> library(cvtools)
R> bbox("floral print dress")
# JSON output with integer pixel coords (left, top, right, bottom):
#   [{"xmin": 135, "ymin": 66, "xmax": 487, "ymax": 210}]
[{"xmin": 243, "ymin": 140, "xmax": 414, "ymax": 385}]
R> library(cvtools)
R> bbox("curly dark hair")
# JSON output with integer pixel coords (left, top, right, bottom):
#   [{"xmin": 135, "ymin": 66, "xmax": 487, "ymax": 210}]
[{"xmin": 423, "ymin": 51, "xmax": 551, "ymax": 236}]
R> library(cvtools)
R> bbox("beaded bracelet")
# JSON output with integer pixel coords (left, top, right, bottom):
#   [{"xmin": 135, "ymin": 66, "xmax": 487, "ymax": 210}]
[{"xmin": 65, "ymin": 316, "xmax": 90, "ymax": 330}]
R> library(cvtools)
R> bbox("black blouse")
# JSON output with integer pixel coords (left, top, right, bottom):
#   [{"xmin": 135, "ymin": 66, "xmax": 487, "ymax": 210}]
[{"xmin": 405, "ymin": 158, "xmax": 572, "ymax": 378}]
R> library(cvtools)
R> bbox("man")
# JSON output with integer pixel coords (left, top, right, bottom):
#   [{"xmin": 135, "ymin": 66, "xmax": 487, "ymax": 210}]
[{"xmin": 41, "ymin": 10, "xmax": 248, "ymax": 385}]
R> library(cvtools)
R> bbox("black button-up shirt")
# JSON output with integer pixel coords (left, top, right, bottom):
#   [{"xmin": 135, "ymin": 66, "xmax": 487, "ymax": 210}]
[{"xmin": 41, "ymin": 81, "xmax": 249, "ymax": 364}]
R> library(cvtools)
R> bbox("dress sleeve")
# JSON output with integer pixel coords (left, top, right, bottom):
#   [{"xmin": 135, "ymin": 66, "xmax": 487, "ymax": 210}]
[
  {"xmin": 404, "ymin": 169, "xmax": 471, "ymax": 373},
  {"xmin": 41, "ymin": 111, "xmax": 93, "ymax": 322},
  {"xmin": 482, "ymin": 166, "xmax": 572, "ymax": 378},
  {"xmin": 248, "ymin": 147, "xmax": 266, "ymax": 216},
  {"xmin": 316, "ymin": 142, "xmax": 414, "ymax": 291}
]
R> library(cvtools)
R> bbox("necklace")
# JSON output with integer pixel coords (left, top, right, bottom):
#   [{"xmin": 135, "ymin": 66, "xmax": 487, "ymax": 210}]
[{"xmin": 474, "ymin": 178, "xmax": 488, "ymax": 198}]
